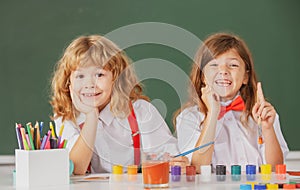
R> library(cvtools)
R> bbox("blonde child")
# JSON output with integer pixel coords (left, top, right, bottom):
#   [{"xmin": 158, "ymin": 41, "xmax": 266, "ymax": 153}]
[
  {"xmin": 175, "ymin": 32, "xmax": 288, "ymax": 173},
  {"xmin": 50, "ymin": 35, "xmax": 187, "ymax": 174}
]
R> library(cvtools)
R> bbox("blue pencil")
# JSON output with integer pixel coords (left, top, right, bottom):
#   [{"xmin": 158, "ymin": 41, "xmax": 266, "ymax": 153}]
[{"xmin": 173, "ymin": 141, "xmax": 214, "ymax": 158}]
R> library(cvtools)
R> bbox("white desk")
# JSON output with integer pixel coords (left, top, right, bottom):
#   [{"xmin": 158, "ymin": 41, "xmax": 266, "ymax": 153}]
[
  {"xmin": 2, "ymin": 164, "xmax": 300, "ymax": 190},
  {"xmin": 0, "ymin": 164, "xmax": 244, "ymax": 190}
]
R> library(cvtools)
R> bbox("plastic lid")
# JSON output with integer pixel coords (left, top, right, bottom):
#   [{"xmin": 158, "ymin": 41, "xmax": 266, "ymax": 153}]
[
  {"xmin": 254, "ymin": 184, "xmax": 266, "ymax": 189},
  {"xmin": 171, "ymin": 165, "xmax": 181, "ymax": 175},
  {"xmin": 246, "ymin": 164, "xmax": 256, "ymax": 175},
  {"xmin": 112, "ymin": 165, "xmax": 123, "ymax": 174},
  {"xmin": 186, "ymin": 165, "xmax": 196, "ymax": 176},
  {"xmin": 266, "ymin": 184, "xmax": 278, "ymax": 189},
  {"xmin": 216, "ymin": 165, "xmax": 226, "ymax": 175},
  {"xmin": 240, "ymin": 184, "xmax": 252, "ymax": 190},
  {"xmin": 127, "ymin": 165, "xmax": 138, "ymax": 175},
  {"xmin": 283, "ymin": 183, "xmax": 296, "ymax": 189},
  {"xmin": 231, "ymin": 165, "xmax": 241, "ymax": 175},
  {"xmin": 260, "ymin": 164, "xmax": 272, "ymax": 174},
  {"xmin": 275, "ymin": 164, "xmax": 286, "ymax": 174},
  {"xmin": 69, "ymin": 159, "xmax": 74, "ymax": 175}
]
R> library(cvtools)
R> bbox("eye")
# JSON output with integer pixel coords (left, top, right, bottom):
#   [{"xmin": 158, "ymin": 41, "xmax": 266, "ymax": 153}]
[
  {"xmin": 75, "ymin": 74, "xmax": 84, "ymax": 79},
  {"xmin": 229, "ymin": 63, "xmax": 239, "ymax": 68},
  {"xmin": 96, "ymin": 73, "xmax": 104, "ymax": 77},
  {"xmin": 208, "ymin": 61, "xmax": 218, "ymax": 67}
]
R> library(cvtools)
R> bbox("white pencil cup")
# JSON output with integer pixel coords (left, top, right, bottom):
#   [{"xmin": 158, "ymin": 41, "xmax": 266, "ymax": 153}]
[{"xmin": 15, "ymin": 149, "xmax": 69, "ymax": 187}]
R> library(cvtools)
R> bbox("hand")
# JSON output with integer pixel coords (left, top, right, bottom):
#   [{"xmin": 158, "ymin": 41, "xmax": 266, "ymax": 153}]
[
  {"xmin": 201, "ymin": 84, "xmax": 221, "ymax": 115},
  {"xmin": 169, "ymin": 156, "xmax": 189, "ymax": 174},
  {"xmin": 69, "ymin": 85, "xmax": 98, "ymax": 115},
  {"xmin": 252, "ymin": 82, "xmax": 276, "ymax": 130}
]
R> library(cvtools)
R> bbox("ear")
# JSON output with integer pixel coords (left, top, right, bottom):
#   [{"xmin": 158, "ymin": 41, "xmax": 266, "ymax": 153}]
[{"xmin": 242, "ymin": 70, "xmax": 249, "ymax": 85}]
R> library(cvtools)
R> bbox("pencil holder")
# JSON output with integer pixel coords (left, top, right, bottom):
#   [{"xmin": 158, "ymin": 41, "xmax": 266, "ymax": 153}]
[{"xmin": 15, "ymin": 149, "xmax": 69, "ymax": 187}]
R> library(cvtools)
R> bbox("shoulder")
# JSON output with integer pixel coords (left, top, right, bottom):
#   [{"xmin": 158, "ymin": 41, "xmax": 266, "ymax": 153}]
[
  {"xmin": 176, "ymin": 105, "xmax": 204, "ymax": 126},
  {"xmin": 177, "ymin": 105, "xmax": 203, "ymax": 120},
  {"xmin": 132, "ymin": 99, "xmax": 163, "ymax": 120},
  {"xmin": 53, "ymin": 115, "xmax": 80, "ymax": 131},
  {"xmin": 132, "ymin": 99, "xmax": 156, "ymax": 112}
]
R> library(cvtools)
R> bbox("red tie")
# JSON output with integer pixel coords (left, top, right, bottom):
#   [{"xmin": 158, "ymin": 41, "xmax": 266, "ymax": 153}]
[{"xmin": 218, "ymin": 96, "xmax": 245, "ymax": 119}]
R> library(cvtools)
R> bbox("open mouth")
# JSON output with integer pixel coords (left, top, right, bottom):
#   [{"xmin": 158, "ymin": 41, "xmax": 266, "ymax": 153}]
[
  {"xmin": 82, "ymin": 92, "xmax": 101, "ymax": 97},
  {"xmin": 215, "ymin": 79, "xmax": 232, "ymax": 87}
]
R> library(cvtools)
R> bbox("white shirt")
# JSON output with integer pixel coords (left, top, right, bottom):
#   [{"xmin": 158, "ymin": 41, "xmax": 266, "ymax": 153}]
[
  {"xmin": 176, "ymin": 102, "xmax": 289, "ymax": 172},
  {"xmin": 55, "ymin": 99, "xmax": 179, "ymax": 173}
]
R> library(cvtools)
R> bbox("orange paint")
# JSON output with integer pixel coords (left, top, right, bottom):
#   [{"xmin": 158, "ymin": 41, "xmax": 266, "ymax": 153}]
[{"xmin": 142, "ymin": 161, "xmax": 169, "ymax": 185}]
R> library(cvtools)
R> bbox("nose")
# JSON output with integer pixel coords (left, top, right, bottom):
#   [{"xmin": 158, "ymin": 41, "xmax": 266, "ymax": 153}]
[
  {"xmin": 84, "ymin": 77, "xmax": 95, "ymax": 89},
  {"xmin": 218, "ymin": 64, "xmax": 229, "ymax": 75}
]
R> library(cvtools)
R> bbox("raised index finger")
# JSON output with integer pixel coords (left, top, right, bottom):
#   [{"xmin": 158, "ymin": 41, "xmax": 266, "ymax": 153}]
[{"xmin": 257, "ymin": 82, "xmax": 265, "ymax": 103}]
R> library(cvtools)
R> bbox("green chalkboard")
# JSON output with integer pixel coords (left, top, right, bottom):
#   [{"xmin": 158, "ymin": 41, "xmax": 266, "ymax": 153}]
[{"xmin": 1, "ymin": 0, "xmax": 299, "ymax": 155}]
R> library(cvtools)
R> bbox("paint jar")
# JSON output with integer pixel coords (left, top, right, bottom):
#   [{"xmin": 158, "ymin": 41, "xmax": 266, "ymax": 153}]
[
  {"xmin": 186, "ymin": 165, "xmax": 196, "ymax": 182},
  {"xmin": 112, "ymin": 165, "xmax": 124, "ymax": 182},
  {"xmin": 127, "ymin": 165, "xmax": 138, "ymax": 181},
  {"xmin": 231, "ymin": 165, "xmax": 241, "ymax": 181},
  {"xmin": 171, "ymin": 165, "xmax": 181, "ymax": 182},
  {"xmin": 200, "ymin": 165, "xmax": 212, "ymax": 182},
  {"xmin": 260, "ymin": 164, "xmax": 272, "ymax": 182},
  {"xmin": 275, "ymin": 164, "xmax": 286, "ymax": 181},
  {"xmin": 266, "ymin": 183, "xmax": 278, "ymax": 189},
  {"xmin": 283, "ymin": 183, "xmax": 296, "ymax": 189},
  {"xmin": 216, "ymin": 165, "xmax": 226, "ymax": 182},
  {"xmin": 254, "ymin": 184, "xmax": 266, "ymax": 189},
  {"xmin": 240, "ymin": 184, "xmax": 252, "ymax": 190},
  {"xmin": 246, "ymin": 164, "xmax": 256, "ymax": 181}
]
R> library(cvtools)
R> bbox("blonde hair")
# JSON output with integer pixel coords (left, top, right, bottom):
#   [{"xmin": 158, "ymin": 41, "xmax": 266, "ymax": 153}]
[
  {"xmin": 50, "ymin": 35, "xmax": 149, "ymax": 123},
  {"xmin": 174, "ymin": 32, "xmax": 258, "ymax": 127}
]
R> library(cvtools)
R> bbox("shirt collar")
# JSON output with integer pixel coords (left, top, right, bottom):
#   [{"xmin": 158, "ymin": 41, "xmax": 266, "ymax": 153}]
[
  {"xmin": 220, "ymin": 92, "xmax": 241, "ymax": 107},
  {"xmin": 76, "ymin": 103, "xmax": 115, "ymax": 126},
  {"xmin": 99, "ymin": 103, "xmax": 114, "ymax": 126}
]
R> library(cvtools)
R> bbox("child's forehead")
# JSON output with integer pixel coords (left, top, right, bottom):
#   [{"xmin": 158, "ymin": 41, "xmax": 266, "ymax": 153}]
[{"xmin": 73, "ymin": 65, "xmax": 103, "ymax": 72}]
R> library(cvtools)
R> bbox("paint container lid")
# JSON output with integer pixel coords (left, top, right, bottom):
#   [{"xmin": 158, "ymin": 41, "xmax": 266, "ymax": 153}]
[
  {"xmin": 216, "ymin": 165, "xmax": 226, "ymax": 175},
  {"xmin": 240, "ymin": 184, "xmax": 252, "ymax": 190},
  {"xmin": 246, "ymin": 165, "xmax": 256, "ymax": 175},
  {"xmin": 112, "ymin": 165, "xmax": 123, "ymax": 174},
  {"xmin": 231, "ymin": 165, "xmax": 241, "ymax": 175},
  {"xmin": 127, "ymin": 165, "xmax": 138, "ymax": 175},
  {"xmin": 69, "ymin": 159, "xmax": 74, "ymax": 175},
  {"xmin": 254, "ymin": 184, "xmax": 266, "ymax": 189},
  {"xmin": 201, "ymin": 165, "xmax": 212, "ymax": 176},
  {"xmin": 171, "ymin": 165, "xmax": 181, "ymax": 175},
  {"xmin": 275, "ymin": 164, "xmax": 286, "ymax": 174},
  {"xmin": 283, "ymin": 183, "xmax": 296, "ymax": 189},
  {"xmin": 186, "ymin": 165, "xmax": 196, "ymax": 176},
  {"xmin": 260, "ymin": 164, "xmax": 272, "ymax": 174},
  {"xmin": 266, "ymin": 184, "xmax": 278, "ymax": 189}
]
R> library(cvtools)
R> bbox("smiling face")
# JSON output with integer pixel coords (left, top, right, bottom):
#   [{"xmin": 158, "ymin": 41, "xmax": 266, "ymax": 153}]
[
  {"xmin": 70, "ymin": 65, "xmax": 113, "ymax": 111},
  {"xmin": 203, "ymin": 49, "xmax": 248, "ymax": 102}
]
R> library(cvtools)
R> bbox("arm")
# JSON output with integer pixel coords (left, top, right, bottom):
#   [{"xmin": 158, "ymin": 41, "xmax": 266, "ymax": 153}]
[
  {"xmin": 69, "ymin": 86, "xmax": 99, "ymax": 175},
  {"xmin": 177, "ymin": 85, "xmax": 220, "ymax": 173},
  {"xmin": 252, "ymin": 82, "xmax": 283, "ymax": 167}
]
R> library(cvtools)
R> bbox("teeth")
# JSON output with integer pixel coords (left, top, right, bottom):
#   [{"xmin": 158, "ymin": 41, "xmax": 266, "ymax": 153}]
[
  {"xmin": 83, "ymin": 93, "xmax": 96, "ymax": 97},
  {"xmin": 215, "ymin": 80, "xmax": 231, "ymax": 86}
]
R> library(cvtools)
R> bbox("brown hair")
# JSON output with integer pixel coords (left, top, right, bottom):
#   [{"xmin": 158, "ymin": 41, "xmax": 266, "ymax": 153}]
[{"xmin": 174, "ymin": 32, "xmax": 258, "ymax": 127}]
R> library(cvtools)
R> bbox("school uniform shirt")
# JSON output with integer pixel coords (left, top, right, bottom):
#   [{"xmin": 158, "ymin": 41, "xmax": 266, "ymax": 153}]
[
  {"xmin": 55, "ymin": 99, "xmax": 179, "ymax": 173},
  {"xmin": 176, "ymin": 99, "xmax": 289, "ymax": 172}
]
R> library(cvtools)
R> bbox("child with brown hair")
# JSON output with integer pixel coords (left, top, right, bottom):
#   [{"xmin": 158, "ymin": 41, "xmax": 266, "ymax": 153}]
[{"xmin": 175, "ymin": 32, "xmax": 288, "ymax": 173}]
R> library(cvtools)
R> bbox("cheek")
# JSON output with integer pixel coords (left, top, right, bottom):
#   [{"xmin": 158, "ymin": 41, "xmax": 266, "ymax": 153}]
[{"xmin": 71, "ymin": 82, "xmax": 82, "ymax": 92}]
